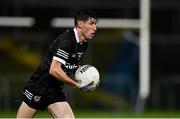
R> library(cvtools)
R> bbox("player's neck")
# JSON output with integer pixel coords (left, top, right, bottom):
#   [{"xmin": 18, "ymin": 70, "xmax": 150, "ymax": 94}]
[{"xmin": 76, "ymin": 28, "xmax": 86, "ymax": 44}]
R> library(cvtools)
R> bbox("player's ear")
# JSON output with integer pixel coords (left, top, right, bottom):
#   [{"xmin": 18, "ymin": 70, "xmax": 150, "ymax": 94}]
[{"xmin": 77, "ymin": 21, "xmax": 83, "ymax": 29}]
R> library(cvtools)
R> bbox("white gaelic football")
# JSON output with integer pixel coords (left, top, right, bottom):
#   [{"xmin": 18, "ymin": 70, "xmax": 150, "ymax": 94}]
[{"xmin": 75, "ymin": 65, "xmax": 100, "ymax": 89}]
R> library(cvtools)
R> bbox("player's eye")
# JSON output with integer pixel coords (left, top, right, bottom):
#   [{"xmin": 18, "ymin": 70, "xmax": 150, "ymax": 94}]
[{"xmin": 89, "ymin": 21, "xmax": 96, "ymax": 25}]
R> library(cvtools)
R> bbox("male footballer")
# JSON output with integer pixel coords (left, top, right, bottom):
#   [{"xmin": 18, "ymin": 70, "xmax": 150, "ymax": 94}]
[{"xmin": 16, "ymin": 8, "xmax": 98, "ymax": 118}]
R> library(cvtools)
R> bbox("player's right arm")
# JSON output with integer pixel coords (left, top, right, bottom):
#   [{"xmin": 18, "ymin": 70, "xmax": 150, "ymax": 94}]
[
  {"xmin": 49, "ymin": 59, "xmax": 81, "ymax": 88},
  {"xmin": 49, "ymin": 60, "xmax": 94, "ymax": 91}
]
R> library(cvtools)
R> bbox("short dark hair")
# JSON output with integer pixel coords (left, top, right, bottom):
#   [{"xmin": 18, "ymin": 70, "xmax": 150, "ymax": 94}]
[{"xmin": 74, "ymin": 8, "xmax": 98, "ymax": 26}]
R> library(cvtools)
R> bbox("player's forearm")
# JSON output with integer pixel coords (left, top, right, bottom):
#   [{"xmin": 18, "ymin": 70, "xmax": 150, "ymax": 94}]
[
  {"xmin": 54, "ymin": 69, "xmax": 80, "ymax": 88},
  {"xmin": 49, "ymin": 66, "xmax": 80, "ymax": 88},
  {"xmin": 49, "ymin": 60, "xmax": 81, "ymax": 88}
]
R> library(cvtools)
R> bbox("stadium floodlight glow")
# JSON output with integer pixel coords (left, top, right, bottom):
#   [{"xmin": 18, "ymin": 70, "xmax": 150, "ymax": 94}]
[
  {"xmin": 51, "ymin": 18, "xmax": 140, "ymax": 29},
  {"xmin": 0, "ymin": 17, "xmax": 35, "ymax": 27}
]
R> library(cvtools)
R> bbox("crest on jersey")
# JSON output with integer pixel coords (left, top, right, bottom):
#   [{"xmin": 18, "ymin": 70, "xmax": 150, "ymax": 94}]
[{"xmin": 34, "ymin": 95, "xmax": 41, "ymax": 102}]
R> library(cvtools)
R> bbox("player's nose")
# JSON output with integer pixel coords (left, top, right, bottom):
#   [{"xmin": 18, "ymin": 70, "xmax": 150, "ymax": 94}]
[{"xmin": 94, "ymin": 25, "xmax": 97, "ymax": 32}]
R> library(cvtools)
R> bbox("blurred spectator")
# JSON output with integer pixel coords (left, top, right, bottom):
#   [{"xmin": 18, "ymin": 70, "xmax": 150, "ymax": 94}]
[{"xmin": 103, "ymin": 31, "xmax": 139, "ymax": 108}]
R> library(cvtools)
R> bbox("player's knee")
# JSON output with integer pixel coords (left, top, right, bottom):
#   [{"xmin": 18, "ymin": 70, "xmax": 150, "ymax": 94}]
[
  {"xmin": 49, "ymin": 110, "xmax": 74, "ymax": 118},
  {"xmin": 48, "ymin": 102, "xmax": 75, "ymax": 118}
]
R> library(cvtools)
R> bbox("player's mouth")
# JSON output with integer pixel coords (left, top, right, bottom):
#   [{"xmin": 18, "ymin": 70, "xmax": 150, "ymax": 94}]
[{"xmin": 91, "ymin": 32, "xmax": 95, "ymax": 37}]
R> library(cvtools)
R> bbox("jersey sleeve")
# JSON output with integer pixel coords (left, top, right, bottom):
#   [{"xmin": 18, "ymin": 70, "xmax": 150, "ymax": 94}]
[{"xmin": 53, "ymin": 40, "xmax": 72, "ymax": 65}]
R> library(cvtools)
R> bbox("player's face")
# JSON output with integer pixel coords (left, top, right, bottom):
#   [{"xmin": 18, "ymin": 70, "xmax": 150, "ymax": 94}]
[{"xmin": 82, "ymin": 18, "xmax": 97, "ymax": 40}]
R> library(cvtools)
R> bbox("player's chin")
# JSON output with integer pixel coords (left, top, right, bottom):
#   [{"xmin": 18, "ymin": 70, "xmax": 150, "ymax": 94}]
[
  {"xmin": 89, "ymin": 37, "xmax": 93, "ymax": 40},
  {"xmin": 88, "ymin": 36, "xmax": 95, "ymax": 40},
  {"xmin": 89, "ymin": 33, "xmax": 95, "ymax": 40}
]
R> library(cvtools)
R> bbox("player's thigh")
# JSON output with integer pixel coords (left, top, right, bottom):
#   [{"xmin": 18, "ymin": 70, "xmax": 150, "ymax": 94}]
[
  {"xmin": 47, "ymin": 101, "xmax": 75, "ymax": 118},
  {"xmin": 16, "ymin": 101, "xmax": 37, "ymax": 118}
]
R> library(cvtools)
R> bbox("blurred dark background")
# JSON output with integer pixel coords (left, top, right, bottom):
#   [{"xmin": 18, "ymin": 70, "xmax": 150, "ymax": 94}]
[{"xmin": 1, "ymin": 0, "xmax": 180, "ymax": 113}]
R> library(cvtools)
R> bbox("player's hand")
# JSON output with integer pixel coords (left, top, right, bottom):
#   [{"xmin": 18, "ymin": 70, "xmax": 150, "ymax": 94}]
[{"xmin": 80, "ymin": 81, "xmax": 95, "ymax": 92}]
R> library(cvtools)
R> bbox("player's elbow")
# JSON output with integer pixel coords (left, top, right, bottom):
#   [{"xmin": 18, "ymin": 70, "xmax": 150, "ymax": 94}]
[
  {"xmin": 49, "ymin": 60, "xmax": 62, "ymax": 77},
  {"xmin": 49, "ymin": 67, "xmax": 53, "ymax": 75},
  {"xmin": 49, "ymin": 66, "xmax": 58, "ymax": 76}
]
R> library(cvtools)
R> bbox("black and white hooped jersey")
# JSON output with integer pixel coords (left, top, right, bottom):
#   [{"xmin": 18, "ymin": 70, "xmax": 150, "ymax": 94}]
[{"xmin": 27, "ymin": 28, "xmax": 88, "ymax": 88}]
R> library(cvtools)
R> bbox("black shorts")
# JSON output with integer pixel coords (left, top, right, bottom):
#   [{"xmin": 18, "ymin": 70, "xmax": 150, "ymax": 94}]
[{"xmin": 22, "ymin": 86, "xmax": 66, "ymax": 111}]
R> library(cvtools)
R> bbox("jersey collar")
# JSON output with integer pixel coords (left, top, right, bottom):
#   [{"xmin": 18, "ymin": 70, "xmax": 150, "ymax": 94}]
[{"xmin": 73, "ymin": 28, "xmax": 80, "ymax": 43}]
